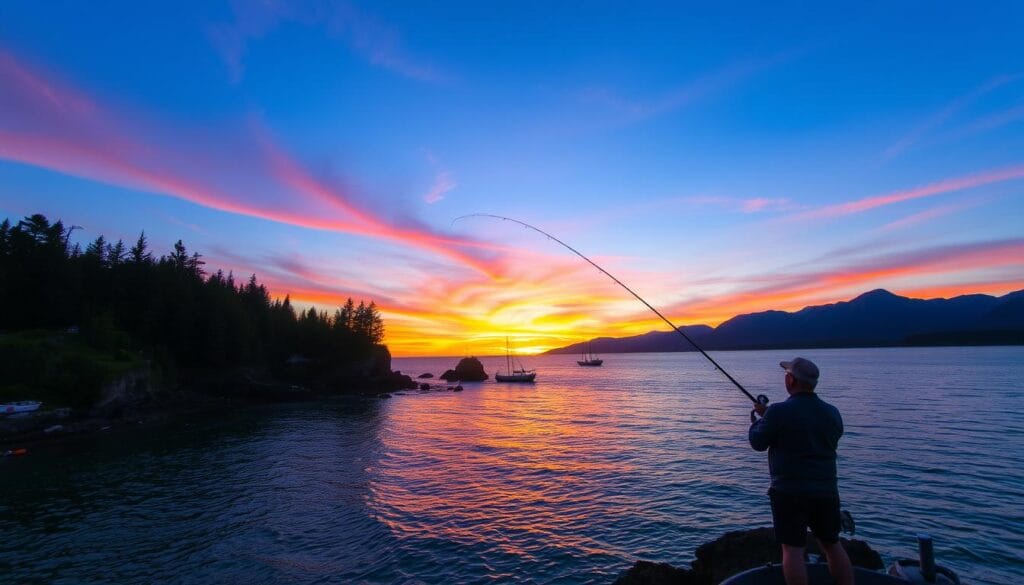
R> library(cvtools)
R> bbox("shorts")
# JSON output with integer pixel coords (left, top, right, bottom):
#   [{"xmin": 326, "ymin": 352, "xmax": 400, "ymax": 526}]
[{"xmin": 768, "ymin": 488, "xmax": 841, "ymax": 547}]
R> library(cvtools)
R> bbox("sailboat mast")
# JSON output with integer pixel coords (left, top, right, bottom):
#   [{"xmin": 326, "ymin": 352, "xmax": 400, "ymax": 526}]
[{"xmin": 506, "ymin": 336, "xmax": 511, "ymax": 374}]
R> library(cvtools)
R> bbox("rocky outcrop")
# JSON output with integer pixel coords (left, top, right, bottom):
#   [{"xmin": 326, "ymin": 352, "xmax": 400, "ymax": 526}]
[
  {"xmin": 295, "ymin": 345, "xmax": 416, "ymax": 392},
  {"xmin": 613, "ymin": 561, "xmax": 698, "ymax": 585},
  {"xmin": 614, "ymin": 528, "xmax": 883, "ymax": 585},
  {"xmin": 92, "ymin": 369, "xmax": 161, "ymax": 417},
  {"xmin": 418, "ymin": 373, "xmax": 433, "ymax": 378},
  {"xmin": 439, "ymin": 357, "xmax": 488, "ymax": 381}
]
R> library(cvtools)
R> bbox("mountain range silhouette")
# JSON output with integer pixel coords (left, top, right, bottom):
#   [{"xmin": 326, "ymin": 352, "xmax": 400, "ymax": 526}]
[{"xmin": 545, "ymin": 289, "xmax": 1024, "ymax": 354}]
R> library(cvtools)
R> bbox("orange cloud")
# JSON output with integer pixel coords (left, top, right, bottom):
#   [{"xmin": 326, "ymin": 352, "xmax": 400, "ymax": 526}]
[
  {"xmin": 661, "ymin": 238, "xmax": 1024, "ymax": 328},
  {"xmin": 198, "ymin": 230, "xmax": 1024, "ymax": 357},
  {"xmin": 895, "ymin": 279, "xmax": 1024, "ymax": 300}
]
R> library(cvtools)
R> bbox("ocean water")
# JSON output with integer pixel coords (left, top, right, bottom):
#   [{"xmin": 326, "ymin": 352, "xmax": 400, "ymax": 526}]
[{"xmin": 1, "ymin": 347, "xmax": 1021, "ymax": 584}]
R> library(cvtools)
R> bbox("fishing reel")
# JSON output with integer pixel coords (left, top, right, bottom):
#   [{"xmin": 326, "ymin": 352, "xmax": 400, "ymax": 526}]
[{"xmin": 749, "ymin": 394, "xmax": 770, "ymax": 423}]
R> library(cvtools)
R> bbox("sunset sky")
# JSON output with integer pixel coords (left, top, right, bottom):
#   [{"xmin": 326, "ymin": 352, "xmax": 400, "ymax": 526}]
[{"xmin": 1, "ymin": 2, "xmax": 1022, "ymax": 356}]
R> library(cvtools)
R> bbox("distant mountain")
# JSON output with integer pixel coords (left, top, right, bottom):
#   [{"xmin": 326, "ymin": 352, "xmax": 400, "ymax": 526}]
[{"xmin": 544, "ymin": 289, "xmax": 1024, "ymax": 354}]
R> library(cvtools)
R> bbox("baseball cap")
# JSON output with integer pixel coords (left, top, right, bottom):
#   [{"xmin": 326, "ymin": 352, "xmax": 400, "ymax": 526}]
[{"xmin": 780, "ymin": 357, "xmax": 819, "ymax": 384}]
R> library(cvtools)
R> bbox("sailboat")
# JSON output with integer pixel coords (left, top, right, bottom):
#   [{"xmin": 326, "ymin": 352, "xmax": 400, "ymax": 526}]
[
  {"xmin": 577, "ymin": 341, "xmax": 603, "ymax": 366},
  {"xmin": 495, "ymin": 337, "xmax": 536, "ymax": 382}
]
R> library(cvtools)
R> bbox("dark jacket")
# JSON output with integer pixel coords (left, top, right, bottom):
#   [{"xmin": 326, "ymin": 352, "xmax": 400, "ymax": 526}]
[{"xmin": 748, "ymin": 392, "xmax": 843, "ymax": 495}]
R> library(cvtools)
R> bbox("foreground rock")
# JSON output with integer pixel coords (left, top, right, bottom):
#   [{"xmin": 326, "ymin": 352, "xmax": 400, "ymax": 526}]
[
  {"xmin": 439, "ymin": 357, "xmax": 488, "ymax": 381},
  {"xmin": 614, "ymin": 527, "xmax": 883, "ymax": 584}
]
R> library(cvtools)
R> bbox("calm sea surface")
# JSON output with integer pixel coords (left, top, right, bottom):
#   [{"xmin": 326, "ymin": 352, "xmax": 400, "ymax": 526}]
[{"xmin": 1, "ymin": 347, "xmax": 1022, "ymax": 584}]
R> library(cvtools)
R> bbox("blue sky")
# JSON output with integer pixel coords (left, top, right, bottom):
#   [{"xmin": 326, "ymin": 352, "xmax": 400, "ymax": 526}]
[{"xmin": 1, "ymin": 1, "xmax": 1022, "ymax": 355}]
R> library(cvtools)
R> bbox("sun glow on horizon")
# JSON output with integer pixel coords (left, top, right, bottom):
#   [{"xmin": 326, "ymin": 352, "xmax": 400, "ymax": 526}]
[{"xmin": 2, "ymin": 6, "xmax": 1022, "ymax": 358}]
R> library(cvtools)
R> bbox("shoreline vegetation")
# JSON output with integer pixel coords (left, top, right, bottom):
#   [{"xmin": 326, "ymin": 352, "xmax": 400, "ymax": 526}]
[{"xmin": 0, "ymin": 213, "xmax": 416, "ymax": 446}]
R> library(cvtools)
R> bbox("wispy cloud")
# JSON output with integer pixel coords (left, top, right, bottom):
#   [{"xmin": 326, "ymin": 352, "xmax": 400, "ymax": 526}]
[
  {"xmin": 953, "ymin": 103, "xmax": 1024, "ymax": 138},
  {"xmin": 575, "ymin": 51, "xmax": 798, "ymax": 127},
  {"xmin": 792, "ymin": 163, "xmax": 1024, "ymax": 221},
  {"xmin": 738, "ymin": 197, "xmax": 791, "ymax": 213},
  {"xmin": 877, "ymin": 199, "xmax": 980, "ymax": 233},
  {"xmin": 424, "ymin": 171, "xmax": 456, "ymax": 203},
  {"xmin": 209, "ymin": 0, "xmax": 446, "ymax": 83},
  {"xmin": 674, "ymin": 195, "xmax": 794, "ymax": 214},
  {"xmin": 0, "ymin": 49, "xmax": 489, "ymax": 274},
  {"xmin": 883, "ymin": 74, "xmax": 1021, "ymax": 159}
]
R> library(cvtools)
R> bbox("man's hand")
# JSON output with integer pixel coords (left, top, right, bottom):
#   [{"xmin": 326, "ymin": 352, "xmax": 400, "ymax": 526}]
[{"xmin": 753, "ymin": 402, "xmax": 767, "ymax": 417}]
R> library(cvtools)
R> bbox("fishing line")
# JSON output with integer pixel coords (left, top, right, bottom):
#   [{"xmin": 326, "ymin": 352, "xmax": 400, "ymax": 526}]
[{"xmin": 452, "ymin": 214, "xmax": 759, "ymax": 405}]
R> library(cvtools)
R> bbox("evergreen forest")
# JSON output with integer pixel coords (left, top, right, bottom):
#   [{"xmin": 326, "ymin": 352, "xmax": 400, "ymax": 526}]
[{"xmin": 0, "ymin": 213, "xmax": 388, "ymax": 407}]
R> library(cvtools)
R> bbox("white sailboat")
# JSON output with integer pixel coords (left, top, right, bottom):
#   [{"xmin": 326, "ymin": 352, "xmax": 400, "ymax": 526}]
[
  {"xmin": 495, "ymin": 337, "xmax": 536, "ymax": 382},
  {"xmin": 1, "ymin": 401, "xmax": 42, "ymax": 415}
]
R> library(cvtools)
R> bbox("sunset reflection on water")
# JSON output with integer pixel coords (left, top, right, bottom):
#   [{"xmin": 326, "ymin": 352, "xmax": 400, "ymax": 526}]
[
  {"xmin": 1, "ymin": 349, "xmax": 1020, "ymax": 584},
  {"xmin": 369, "ymin": 353, "xmax": 752, "ymax": 571},
  {"xmin": 374, "ymin": 349, "xmax": 1023, "ymax": 583},
  {"xmin": 368, "ymin": 372, "xmax": 647, "ymax": 559}
]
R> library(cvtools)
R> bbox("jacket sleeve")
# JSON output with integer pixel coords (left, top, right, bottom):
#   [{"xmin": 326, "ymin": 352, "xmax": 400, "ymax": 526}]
[
  {"xmin": 749, "ymin": 406, "xmax": 780, "ymax": 452},
  {"xmin": 833, "ymin": 408, "xmax": 844, "ymax": 443}
]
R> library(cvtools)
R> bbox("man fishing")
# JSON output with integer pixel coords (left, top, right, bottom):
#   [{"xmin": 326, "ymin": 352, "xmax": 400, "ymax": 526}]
[
  {"xmin": 749, "ymin": 357, "xmax": 854, "ymax": 585},
  {"xmin": 458, "ymin": 216, "xmax": 857, "ymax": 583}
]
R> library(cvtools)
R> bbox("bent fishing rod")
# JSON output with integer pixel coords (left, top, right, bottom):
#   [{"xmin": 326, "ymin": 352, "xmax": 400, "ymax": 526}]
[{"xmin": 452, "ymin": 214, "xmax": 765, "ymax": 407}]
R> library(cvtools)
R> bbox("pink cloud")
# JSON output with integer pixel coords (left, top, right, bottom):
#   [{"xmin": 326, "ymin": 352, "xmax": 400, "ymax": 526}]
[
  {"xmin": 0, "ymin": 51, "xmax": 96, "ymax": 116},
  {"xmin": 671, "ymin": 195, "xmax": 794, "ymax": 214},
  {"xmin": 877, "ymin": 199, "xmax": 980, "ymax": 232},
  {"xmin": 740, "ymin": 197, "xmax": 790, "ymax": 213},
  {"xmin": 794, "ymin": 163, "xmax": 1024, "ymax": 221},
  {"xmin": 424, "ymin": 171, "xmax": 456, "ymax": 203},
  {"xmin": 0, "ymin": 50, "xmax": 493, "ymax": 275}
]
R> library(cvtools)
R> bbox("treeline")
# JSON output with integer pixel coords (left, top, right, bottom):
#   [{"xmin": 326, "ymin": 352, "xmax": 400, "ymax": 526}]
[{"xmin": 0, "ymin": 213, "xmax": 385, "ymax": 373}]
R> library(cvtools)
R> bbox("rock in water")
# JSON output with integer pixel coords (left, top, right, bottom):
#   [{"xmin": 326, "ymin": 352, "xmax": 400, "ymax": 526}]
[
  {"xmin": 418, "ymin": 373, "xmax": 434, "ymax": 378},
  {"xmin": 440, "ymin": 357, "xmax": 488, "ymax": 381},
  {"xmin": 614, "ymin": 527, "xmax": 884, "ymax": 585},
  {"xmin": 613, "ymin": 560, "xmax": 700, "ymax": 585},
  {"xmin": 691, "ymin": 527, "xmax": 778, "ymax": 583}
]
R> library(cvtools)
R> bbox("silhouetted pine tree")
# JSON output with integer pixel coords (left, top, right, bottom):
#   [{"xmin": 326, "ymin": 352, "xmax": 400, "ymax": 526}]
[
  {"xmin": 129, "ymin": 232, "xmax": 153, "ymax": 264},
  {"xmin": 0, "ymin": 213, "xmax": 388, "ymax": 386}
]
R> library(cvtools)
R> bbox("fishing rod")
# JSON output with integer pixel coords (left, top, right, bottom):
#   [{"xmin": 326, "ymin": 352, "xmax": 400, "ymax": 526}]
[{"xmin": 452, "ymin": 214, "xmax": 765, "ymax": 407}]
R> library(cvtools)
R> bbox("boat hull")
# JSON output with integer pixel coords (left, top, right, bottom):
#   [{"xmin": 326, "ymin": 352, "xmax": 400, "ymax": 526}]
[
  {"xmin": 577, "ymin": 360, "xmax": 603, "ymax": 366},
  {"xmin": 2, "ymin": 401, "xmax": 42, "ymax": 414},
  {"xmin": 495, "ymin": 373, "xmax": 536, "ymax": 382}
]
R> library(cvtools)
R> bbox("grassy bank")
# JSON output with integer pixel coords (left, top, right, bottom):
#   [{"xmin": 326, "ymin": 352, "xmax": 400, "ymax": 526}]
[{"xmin": 0, "ymin": 330, "xmax": 146, "ymax": 410}]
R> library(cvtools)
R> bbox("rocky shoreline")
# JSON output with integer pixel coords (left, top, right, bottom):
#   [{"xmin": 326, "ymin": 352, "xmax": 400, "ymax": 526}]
[
  {"xmin": 0, "ymin": 354, "xmax": 497, "ymax": 449},
  {"xmin": 614, "ymin": 527, "xmax": 883, "ymax": 584},
  {"xmin": 0, "ymin": 347, "xmax": 421, "ymax": 449}
]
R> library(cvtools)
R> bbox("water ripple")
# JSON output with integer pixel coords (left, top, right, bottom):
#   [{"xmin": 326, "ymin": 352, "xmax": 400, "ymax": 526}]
[{"xmin": 0, "ymin": 347, "xmax": 1021, "ymax": 584}]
